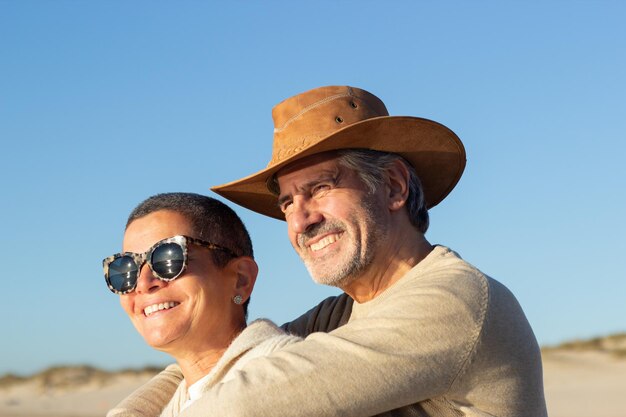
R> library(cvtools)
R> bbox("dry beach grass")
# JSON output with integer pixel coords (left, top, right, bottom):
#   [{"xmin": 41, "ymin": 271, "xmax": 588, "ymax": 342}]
[{"xmin": 1, "ymin": 334, "xmax": 625, "ymax": 417}]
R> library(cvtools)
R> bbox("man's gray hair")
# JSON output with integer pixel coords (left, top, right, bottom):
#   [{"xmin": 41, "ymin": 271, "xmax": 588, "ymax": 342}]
[{"xmin": 335, "ymin": 149, "xmax": 430, "ymax": 234}]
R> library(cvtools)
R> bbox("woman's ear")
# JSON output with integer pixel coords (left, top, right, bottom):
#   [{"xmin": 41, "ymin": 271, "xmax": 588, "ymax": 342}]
[
  {"xmin": 385, "ymin": 159, "xmax": 410, "ymax": 212},
  {"xmin": 230, "ymin": 256, "xmax": 258, "ymax": 301}
]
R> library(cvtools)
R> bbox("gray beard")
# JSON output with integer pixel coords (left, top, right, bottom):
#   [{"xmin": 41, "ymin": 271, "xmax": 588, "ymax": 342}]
[{"xmin": 300, "ymin": 199, "xmax": 388, "ymax": 289}]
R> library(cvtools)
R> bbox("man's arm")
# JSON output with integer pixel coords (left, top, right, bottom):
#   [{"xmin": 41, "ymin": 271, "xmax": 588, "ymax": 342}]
[
  {"xmin": 107, "ymin": 295, "xmax": 352, "ymax": 416},
  {"xmin": 106, "ymin": 364, "xmax": 182, "ymax": 417},
  {"xmin": 179, "ymin": 273, "xmax": 491, "ymax": 417}
]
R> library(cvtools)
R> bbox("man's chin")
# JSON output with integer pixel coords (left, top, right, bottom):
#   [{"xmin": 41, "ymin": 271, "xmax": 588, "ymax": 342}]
[{"xmin": 308, "ymin": 267, "xmax": 357, "ymax": 289}]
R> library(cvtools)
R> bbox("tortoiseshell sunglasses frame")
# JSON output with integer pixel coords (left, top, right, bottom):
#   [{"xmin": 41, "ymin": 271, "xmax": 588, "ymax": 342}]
[{"xmin": 102, "ymin": 235, "xmax": 238, "ymax": 295}]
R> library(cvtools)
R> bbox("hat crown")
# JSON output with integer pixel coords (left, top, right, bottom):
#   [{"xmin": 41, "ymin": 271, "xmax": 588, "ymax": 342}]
[
  {"xmin": 268, "ymin": 86, "xmax": 389, "ymax": 166},
  {"xmin": 212, "ymin": 84, "xmax": 465, "ymax": 221}
]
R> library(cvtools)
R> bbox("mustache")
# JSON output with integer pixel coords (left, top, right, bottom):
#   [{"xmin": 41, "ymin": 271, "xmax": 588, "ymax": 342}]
[{"xmin": 297, "ymin": 220, "xmax": 345, "ymax": 248}]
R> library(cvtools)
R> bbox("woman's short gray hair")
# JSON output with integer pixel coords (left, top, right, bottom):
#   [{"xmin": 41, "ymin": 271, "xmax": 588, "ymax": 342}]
[{"xmin": 335, "ymin": 149, "xmax": 430, "ymax": 234}]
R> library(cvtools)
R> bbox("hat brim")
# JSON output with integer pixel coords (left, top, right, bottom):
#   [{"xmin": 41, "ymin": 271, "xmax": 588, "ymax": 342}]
[{"xmin": 211, "ymin": 116, "xmax": 466, "ymax": 220}]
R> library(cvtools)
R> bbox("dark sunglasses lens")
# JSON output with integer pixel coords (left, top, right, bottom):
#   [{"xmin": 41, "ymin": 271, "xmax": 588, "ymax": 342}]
[
  {"xmin": 108, "ymin": 256, "xmax": 138, "ymax": 293},
  {"xmin": 151, "ymin": 242, "xmax": 185, "ymax": 279}
]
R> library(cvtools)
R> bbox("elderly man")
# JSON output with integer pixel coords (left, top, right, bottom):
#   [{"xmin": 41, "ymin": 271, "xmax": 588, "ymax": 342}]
[{"xmin": 112, "ymin": 86, "xmax": 547, "ymax": 416}]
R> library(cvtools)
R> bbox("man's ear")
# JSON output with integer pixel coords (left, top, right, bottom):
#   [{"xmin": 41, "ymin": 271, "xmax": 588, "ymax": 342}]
[
  {"xmin": 385, "ymin": 159, "xmax": 410, "ymax": 212},
  {"xmin": 230, "ymin": 256, "xmax": 258, "ymax": 301}
]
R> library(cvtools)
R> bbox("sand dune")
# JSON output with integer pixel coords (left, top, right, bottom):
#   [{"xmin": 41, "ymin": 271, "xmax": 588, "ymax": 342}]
[
  {"xmin": 2, "ymin": 335, "xmax": 625, "ymax": 417},
  {"xmin": 0, "ymin": 367, "xmax": 157, "ymax": 417}
]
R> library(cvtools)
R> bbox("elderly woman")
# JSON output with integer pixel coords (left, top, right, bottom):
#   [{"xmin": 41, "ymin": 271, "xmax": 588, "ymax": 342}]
[{"xmin": 103, "ymin": 193, "xmax": 300, "ymax": 416}]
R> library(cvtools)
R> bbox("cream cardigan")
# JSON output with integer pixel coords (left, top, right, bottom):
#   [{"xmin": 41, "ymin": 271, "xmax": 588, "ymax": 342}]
[
  {"xmin": 108, "ymin": 320, "xmax": 300, "ymax": 417},
  {"xmin": 110, "ymin": 246, "xmax": 547, "ymax": 416}
]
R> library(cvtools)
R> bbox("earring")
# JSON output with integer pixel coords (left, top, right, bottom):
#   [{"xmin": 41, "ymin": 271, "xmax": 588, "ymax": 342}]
[{"xmin": 232, "ymin": 295, "xmax": 244, "ymax": 305}]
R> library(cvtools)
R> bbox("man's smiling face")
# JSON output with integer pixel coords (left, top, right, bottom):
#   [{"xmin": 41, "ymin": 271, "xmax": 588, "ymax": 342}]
[{"xmin": 277, "ymin": 153, "xmax": 389, "ymax": 289}]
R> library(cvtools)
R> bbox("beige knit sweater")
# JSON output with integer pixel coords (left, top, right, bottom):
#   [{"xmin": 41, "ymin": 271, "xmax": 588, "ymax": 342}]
[{"xmin": 109, "ymin": 246, "xmax": 547, "ymax": 416}]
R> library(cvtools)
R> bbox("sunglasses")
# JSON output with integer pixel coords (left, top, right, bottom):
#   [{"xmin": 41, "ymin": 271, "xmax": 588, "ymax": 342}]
[{"xmin": 103, "ymin": 235, "xmax": 238, "ymax": 295}]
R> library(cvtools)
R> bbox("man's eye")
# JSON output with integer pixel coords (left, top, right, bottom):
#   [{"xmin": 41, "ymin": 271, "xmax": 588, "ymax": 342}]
[
  {"xmin": 279, "ymin": 200, "xmax": 293, "ymax": 213},
  {"xmin": 311, "ymin": 184, "xmax": 330, "ymax": 195}
]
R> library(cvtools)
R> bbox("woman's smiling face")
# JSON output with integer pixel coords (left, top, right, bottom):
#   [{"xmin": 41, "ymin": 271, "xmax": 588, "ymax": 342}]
[{"xmin": 119, "ymin": 210, "xmax": 240, "ymax": 355}]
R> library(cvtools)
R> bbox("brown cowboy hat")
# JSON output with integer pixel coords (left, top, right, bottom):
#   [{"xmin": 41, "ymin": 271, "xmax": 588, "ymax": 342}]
[{"xmin": 212, "ymin": 85, "xmax": 466, "ymax": 220}]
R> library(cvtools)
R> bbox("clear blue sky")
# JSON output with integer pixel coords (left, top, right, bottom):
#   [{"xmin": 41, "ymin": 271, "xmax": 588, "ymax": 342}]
[{"xmin": 1, "ymin": 1, "xmax": 625, "ymax": 376}]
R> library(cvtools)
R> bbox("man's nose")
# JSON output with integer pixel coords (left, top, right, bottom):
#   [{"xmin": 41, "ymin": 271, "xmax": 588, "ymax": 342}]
[
  {"xmin": 288, "ymin": 196, "xmax": 323, "ymax": 235},
  {"xmin": 135, "ymin": 264, "xmax": 166, "ymax": 294}
]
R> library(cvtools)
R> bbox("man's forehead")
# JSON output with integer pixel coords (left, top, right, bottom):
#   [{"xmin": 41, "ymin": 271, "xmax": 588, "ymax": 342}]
[{"xmin": 276, "ymin": 151, "xmax": 342, "ymax": 181}]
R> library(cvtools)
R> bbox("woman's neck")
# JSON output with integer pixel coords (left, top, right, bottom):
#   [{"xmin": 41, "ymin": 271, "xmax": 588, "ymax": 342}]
[
  {"xmin": 177, "ymin": 348, "xmax": 229, "ymax": 386},
  {"xmin": 168, "ymin": 321, "xmax": 246, "ymax": 386}
]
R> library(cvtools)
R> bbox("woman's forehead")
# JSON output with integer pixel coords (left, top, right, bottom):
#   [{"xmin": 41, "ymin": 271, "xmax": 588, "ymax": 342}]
[{"xmin": 123, "ymin": 210, "xmax": 194, "ymax": 252}]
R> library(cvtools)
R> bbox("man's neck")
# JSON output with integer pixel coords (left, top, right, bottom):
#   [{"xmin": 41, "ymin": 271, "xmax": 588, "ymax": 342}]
[{"xmin": 341, "ymin": 233, "xmax": 433, "ymax": 304}]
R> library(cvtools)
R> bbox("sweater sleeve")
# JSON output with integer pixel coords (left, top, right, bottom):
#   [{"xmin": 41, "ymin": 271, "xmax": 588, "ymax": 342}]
[
  {"xmin": 106, "ymin": 363, "xmax": 183, "ymax": 417},
  {"xmin": 178, "ymin": 268, "xmax": 491, "ymax": 417},
  {"xmin": 106, "ymin": 296, "xmax": 352, "ymax": 416}
]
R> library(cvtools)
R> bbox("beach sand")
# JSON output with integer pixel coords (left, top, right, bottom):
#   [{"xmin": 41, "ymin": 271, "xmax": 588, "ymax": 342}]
[
  {"xmin": 1, "ymin": 350, "xmax": 625, "ymax": 417},
  {"xmin": 542, "ymin": 350, "xmax": 626, "ymax": 417},
  {"xmin": 0, "ymin": 372, "xmax": 153, "ymax": 417}
]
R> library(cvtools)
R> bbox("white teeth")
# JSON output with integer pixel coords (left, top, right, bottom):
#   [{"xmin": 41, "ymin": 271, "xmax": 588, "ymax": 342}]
[
  {"xmin": 144, "ymin": 301, "xmax": 179, "ymax": 317},
  {"xmin": 310, "ymin": 234, "xmax": 340, "ymax": 251}
]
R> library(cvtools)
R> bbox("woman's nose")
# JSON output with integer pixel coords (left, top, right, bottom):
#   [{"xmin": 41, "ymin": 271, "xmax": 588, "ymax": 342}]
[{"xmin": 135, "ymin": 264, "xmax": 166, "ymax": 294}]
